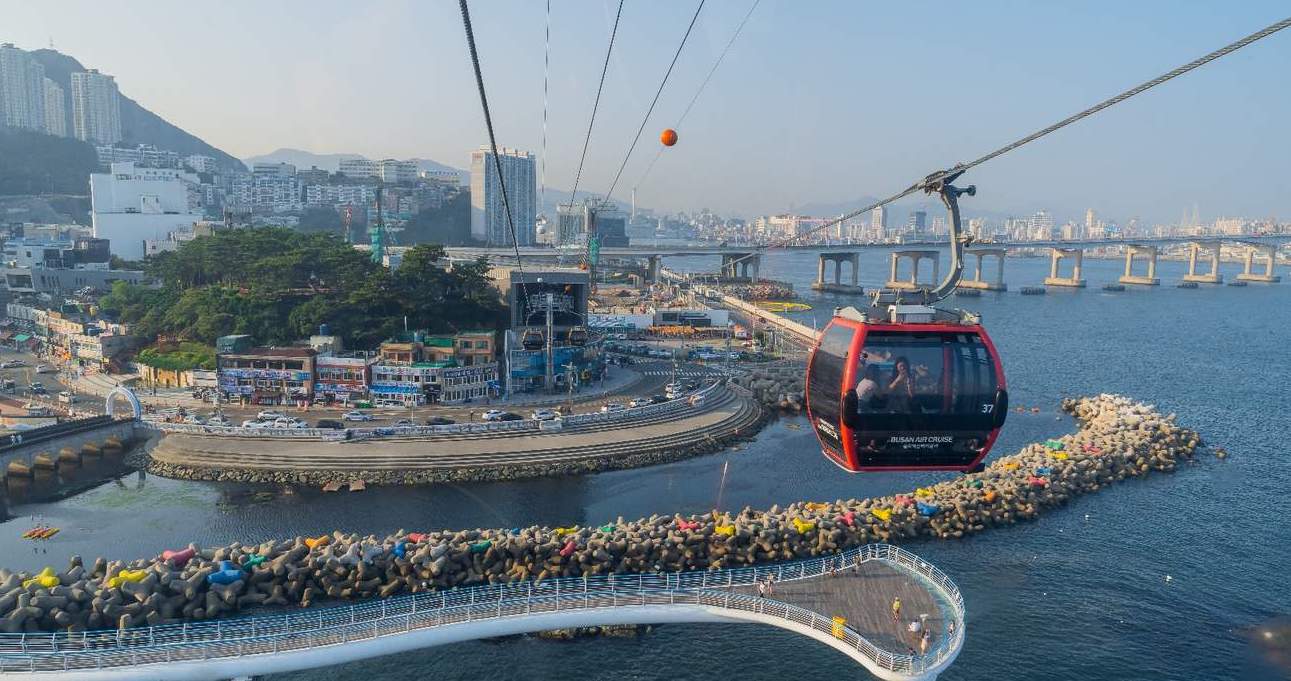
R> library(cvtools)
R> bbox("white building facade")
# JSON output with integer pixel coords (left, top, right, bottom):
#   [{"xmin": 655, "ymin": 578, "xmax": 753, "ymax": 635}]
[
  {"xmin": 90, "ymin": 162, "xmax": 201, "ymax": 259},
  {"xmin": 0, "ymin": 43, "xmax": 47, "ymax": 133},
  {"xmin": 42, "ymin": 78, "xmax": 65, "ymax": 137},
  {"xmin": 71, "ymin": 69, "xmax": 122, "ymax": 145}
]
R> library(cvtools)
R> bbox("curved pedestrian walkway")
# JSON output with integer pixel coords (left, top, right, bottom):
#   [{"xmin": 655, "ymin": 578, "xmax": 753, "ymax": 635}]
[{"xmin": 0, "ymin": 544, "xmax": 963, "ymax": 681}]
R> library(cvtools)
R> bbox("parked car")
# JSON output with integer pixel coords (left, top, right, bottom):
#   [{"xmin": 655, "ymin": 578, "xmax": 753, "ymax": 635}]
[
  {"xmin": 0, "ymin": 360, "xmax": 24, "ymax": 369},
  {"xmin": 57, "ymin": 391, "xmax": 76, "ymax": 404},
  {"xmin": 482, "ymin": 409, "xmax": 507, "ymax": 422},
  {"xmin": 392, "ymin": 418, "xmax": 415, "ymax": 427},
  {"xmin": 664, "ymin": 383, "xmax": 683, "ymax": 399},
  {"xmin": 257, "ymin": 410, "xmax": 285, "ymax": 421},
  {"xmin": 315, "ymin": 419, "xmax": 344, "ymax": 429},
  {"xmin": 628, "ymin": 398, "xmax": 652, "ymax": 408},
  {"xmin": 342, "ymin": 410, "xmax": 374, "ymax": 422},
  {"xmin": 28, "ymin": 383, "xmax": 47, "ymax": 394},
  {"xmin": 425, "ymin": 416, "xmax": 456, "ymax": 426},
  {"xmin": 34, "ymin": 364, "xmax": 54, "ymax": 374},
  {"xmin": 182, "ymin": 414, "xmax": 206, "ymax": 425},
  {"xmin": 207, "ymin": 414, "xmax": 231, "ymax": 426},
  {"xmin": 497, "ymin": 412, "xmax": 523, "ymax": 421},
  {"xmin": 272, "ymin": 417, "xmax": 307, "ymax": 429},
  {"xmin": 650, "ymin": 394, "xmax": 669, "ymax": 404},
  {"xmin": 530, "ymin": 409, "xmax": 558, "ymax": 421},
  {"xmin": 240, "ymin": 419, "xmax": 264, "ymax": 428},
  {"xmin": 600, "ymin": 402, "xmax": 626, "ymax": 413}
]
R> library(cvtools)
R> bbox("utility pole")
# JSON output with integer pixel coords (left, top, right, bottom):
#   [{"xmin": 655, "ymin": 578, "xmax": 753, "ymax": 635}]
[
  {"xmin": 544, "ymin": 292, "xmax": 555, "ymax": 394},
  {"xmin": 563, "ymin": 361, "xmax": 576, "ymax": 413}
]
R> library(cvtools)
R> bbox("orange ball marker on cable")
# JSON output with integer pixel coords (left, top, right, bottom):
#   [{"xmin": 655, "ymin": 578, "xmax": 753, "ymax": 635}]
[{"xmin": 660, "ymin": 128, "xmax": 678, "ymax": 147}]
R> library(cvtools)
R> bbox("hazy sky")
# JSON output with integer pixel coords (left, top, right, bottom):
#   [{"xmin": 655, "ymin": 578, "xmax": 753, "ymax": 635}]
[{"xmin": 3, "ymin": 1, "xmax": 1289, "ymax": 223}]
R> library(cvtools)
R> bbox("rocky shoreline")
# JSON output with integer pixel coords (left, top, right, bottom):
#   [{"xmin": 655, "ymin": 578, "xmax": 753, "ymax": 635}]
[
  {"xmin": 732, "ymin": 364, "xmax": 806, "ymax": 412},
  {"xmin": 2, "ymin": 394, "xmax": 1216, "ymax": 634}
]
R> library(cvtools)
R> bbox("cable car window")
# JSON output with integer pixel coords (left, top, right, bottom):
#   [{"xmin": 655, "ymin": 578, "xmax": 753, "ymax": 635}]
[
  {"xmin": 851, "ymin": 330, "xmax": 999, "ymax": 468},
  {"xmin": 807, "ymin": 323, "xmax": 855, "ymax": 454}
]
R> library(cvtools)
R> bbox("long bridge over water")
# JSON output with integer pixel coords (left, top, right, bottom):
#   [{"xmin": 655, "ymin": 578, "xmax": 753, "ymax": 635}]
[
  {"xmin": 0, "ymin": 545, "xmax": 963, "ymax": 681},
  {"xmin": 442, "ymin": 234, "xmax": 1289, "ymax": 292}
]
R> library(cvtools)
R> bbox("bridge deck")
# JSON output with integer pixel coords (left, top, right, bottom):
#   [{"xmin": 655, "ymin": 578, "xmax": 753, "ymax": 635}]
[{"xmin": 736, "ymin": 559, "xmax": 946, "ymax": 654}]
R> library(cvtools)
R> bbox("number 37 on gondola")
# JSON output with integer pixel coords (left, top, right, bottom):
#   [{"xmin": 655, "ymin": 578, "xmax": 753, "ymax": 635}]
[{"xmin": 806, "ymin": 307, "xmax": 1008, "ymax": 473}]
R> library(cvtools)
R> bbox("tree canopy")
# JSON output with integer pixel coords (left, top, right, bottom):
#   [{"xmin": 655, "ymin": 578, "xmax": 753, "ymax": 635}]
[{"xmin": 99, "ymin": 228, "xmax": 504, "ymax": 349}]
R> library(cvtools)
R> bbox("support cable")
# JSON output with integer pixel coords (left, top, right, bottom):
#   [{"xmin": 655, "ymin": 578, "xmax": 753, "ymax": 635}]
[
  {"xmin": 633, "ymin": 0, "xmax": 761, "ymax": 194},
  {"xmin": 725, "ymin": 15, "xmax": 1291, "ymax": 270},
  {"xmin": 459, "ymin": 0, "xmax": 525, "ymax": 272},
  {"xmin": 569, "ymin": 0, "xmax": 626, "ymax": 204},
  {"xmin": 604, "ymin": 0, "xmax": 706, "ymax": 202}
]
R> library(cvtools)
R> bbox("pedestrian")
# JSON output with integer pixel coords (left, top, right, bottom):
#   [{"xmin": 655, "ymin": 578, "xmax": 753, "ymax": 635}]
[
  {"xmin": 891, "ymin": 596, "xmax": 902, "ymax": 622},
  {"xmin": 920, "ymin": 628, "xmax": 931, "ymax": 655},
  {"xmin": 757, "ymin": 580, "xmax": 766, "ymax": 598}
]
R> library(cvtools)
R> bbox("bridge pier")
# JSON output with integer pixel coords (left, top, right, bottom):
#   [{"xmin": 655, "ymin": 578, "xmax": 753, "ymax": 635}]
[
  {"xmin": 811, "ymin": 252, "xmax": 864, "ymax": 295},
  {"xmin": 959, "ymin": 248, "xmax": 1007, "ymax": 291},
  {"xmin": 1182, "ymin": 242, "xmax": 1223, "ymax": 284},
  {"xmin": 1236, "ymin": 244, "xmax": 1281, "ymax": 283},
  {"xmin": 886, "ymin": 250, "xmax": 939, "ymax": 290},
  {"xmin": 1118, "ymin": 245, "xmax": 1160, "ymax": 285},
  {"xmin": 1043, "ymin": 248, "xmax": 1086, "ymax": 288},
  {"xmin": 720, "ymin": 253, "xmax": 760, "ymax": 282},
  {"xmin": 646, "ymin": 255, "xmax": 662, "ymax": 284}
]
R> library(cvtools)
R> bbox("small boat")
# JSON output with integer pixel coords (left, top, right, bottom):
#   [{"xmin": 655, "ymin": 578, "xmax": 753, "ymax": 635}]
[
  {"xmin": 321, "ymin": 481, "xmax": 343, "ymax": 493},
  {"xmin": 21, "ymin": 527, "xmax": 59, "ymax": 540},
  {"xmin": 349, "ymin": 480, "xmax": 367, "ymax": 492}
]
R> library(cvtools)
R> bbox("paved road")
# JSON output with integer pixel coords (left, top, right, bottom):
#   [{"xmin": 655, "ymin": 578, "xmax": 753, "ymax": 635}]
[{"xmin": 149, "ymin": 385, "xmax": 763, "ymax": 475}]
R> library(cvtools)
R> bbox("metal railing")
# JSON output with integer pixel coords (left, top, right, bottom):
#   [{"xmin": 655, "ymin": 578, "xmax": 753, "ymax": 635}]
[
  {"xmin": 0, "ymin": 544, "xmax": 962, "ymax": 677},
  {"xmin": 138, "ymin": 383, "xmax": 726, "ymax": 442}
]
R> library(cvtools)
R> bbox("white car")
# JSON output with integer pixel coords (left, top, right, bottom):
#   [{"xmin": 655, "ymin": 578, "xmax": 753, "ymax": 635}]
[
  {"xmin": 272, "ymin": 417, "xmax": 307, "ymax": 429},
  {"xmin": 664, "ymin": 383, "xmax": 684, "ymax": 399},
  {"xmin": 240, "ymin": 419, "xmax": 265, "ymax": 428},
  {"xmin": 629, "ymin": 398, "xmax": 652, "ymax": 408},
  {"xmin": 342, "ymin": 410, "xmax": 374, "ymax": 422},
  {"xmin": 257, "ymin": 410, "xmax": 286, "ymax": 421},
  {"xmin": 34, "ymin": 364, "xmax": 54, "ymax": 374},
  {"xmin": 207, "ymin": 414, "xmax": 231, "ymax": 426},
  {"xmin": 600, "ymin": 402, "xmax": 626, "ymax": 413},
  {"xmin": 530, "ymin": 409, "xmax": 558, "ymax": 421},
  {"xmin": 482, "ymin": 409, "xmax": 507, "ymax": 422},
  {"xmin": 183, "ymin": 414, "xmax": 206, "ymax": 425},
  {"xmin": 0, "ymin": 360, "xmax": 24, "ymax": 369}
]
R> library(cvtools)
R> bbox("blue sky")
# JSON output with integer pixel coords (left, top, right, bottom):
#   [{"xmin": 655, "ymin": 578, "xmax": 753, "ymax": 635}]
[{"xmin": 3, "ymin": 1, "xmax": 1289, "ymax": 223}]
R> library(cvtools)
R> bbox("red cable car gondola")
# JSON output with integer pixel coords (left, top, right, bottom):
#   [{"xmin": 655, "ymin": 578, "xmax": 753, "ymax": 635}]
[{"xmin": 805, "ymin": 170, "xmax": 1008, "ymax": 473}]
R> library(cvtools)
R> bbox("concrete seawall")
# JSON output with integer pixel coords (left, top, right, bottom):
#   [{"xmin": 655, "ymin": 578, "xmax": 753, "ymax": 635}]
[{"xmin": 0, "ymin": 394, "xmax": 1217, "ymax": 634}]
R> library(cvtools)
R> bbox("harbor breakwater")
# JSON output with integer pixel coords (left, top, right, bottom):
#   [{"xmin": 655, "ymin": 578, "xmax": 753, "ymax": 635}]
[{"xmin": 0, "ymin": 394, "xmax": 1215, "ymax": 633}]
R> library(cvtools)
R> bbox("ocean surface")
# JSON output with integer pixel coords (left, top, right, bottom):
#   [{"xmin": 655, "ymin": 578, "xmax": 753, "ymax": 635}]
[{"xmin": 2, "ymin": 249, "xmax": 1288, "ymax": 680}]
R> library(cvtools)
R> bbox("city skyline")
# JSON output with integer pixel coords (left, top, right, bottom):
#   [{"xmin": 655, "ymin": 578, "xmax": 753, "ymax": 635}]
[{"xmin": 1, "ymin": 1, "xmax": 1289, "ymax": 224}]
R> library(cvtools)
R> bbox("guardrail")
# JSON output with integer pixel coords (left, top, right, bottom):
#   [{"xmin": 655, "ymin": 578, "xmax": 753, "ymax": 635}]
[
  {"xmin": 138, "ymin": 382, "xmax": 727, "ymax": 442},
  {"xmin": 0, "ymin": 544, "xmax": 962, "ymax": 677}
]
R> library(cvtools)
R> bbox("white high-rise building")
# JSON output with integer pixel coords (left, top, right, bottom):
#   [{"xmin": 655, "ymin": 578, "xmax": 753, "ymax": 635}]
[
  {"xmin": 42, "ymin": 78, "xmax": 65, "ymax": 137},
  {"xmin": 0, "ymin": 43, "xmax": 47, "ymax": 132},
  {"xmin": 870, "ymin": 205, "xmax": 888, "ymax": 237},
  {"xmin": 469, "ymin": 146, "xmax": 536, "ymax": 246},
  {"xmin": 1028, "ymin": 211, "xmax": 1054, "ymax": 240},
  {"xmin": 71, "ymin": 70, "xmax": 122, "ymax": 145},
  {"xmin": 90, "ymin": 162, "xmax": 200, "ymax": 259}
]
